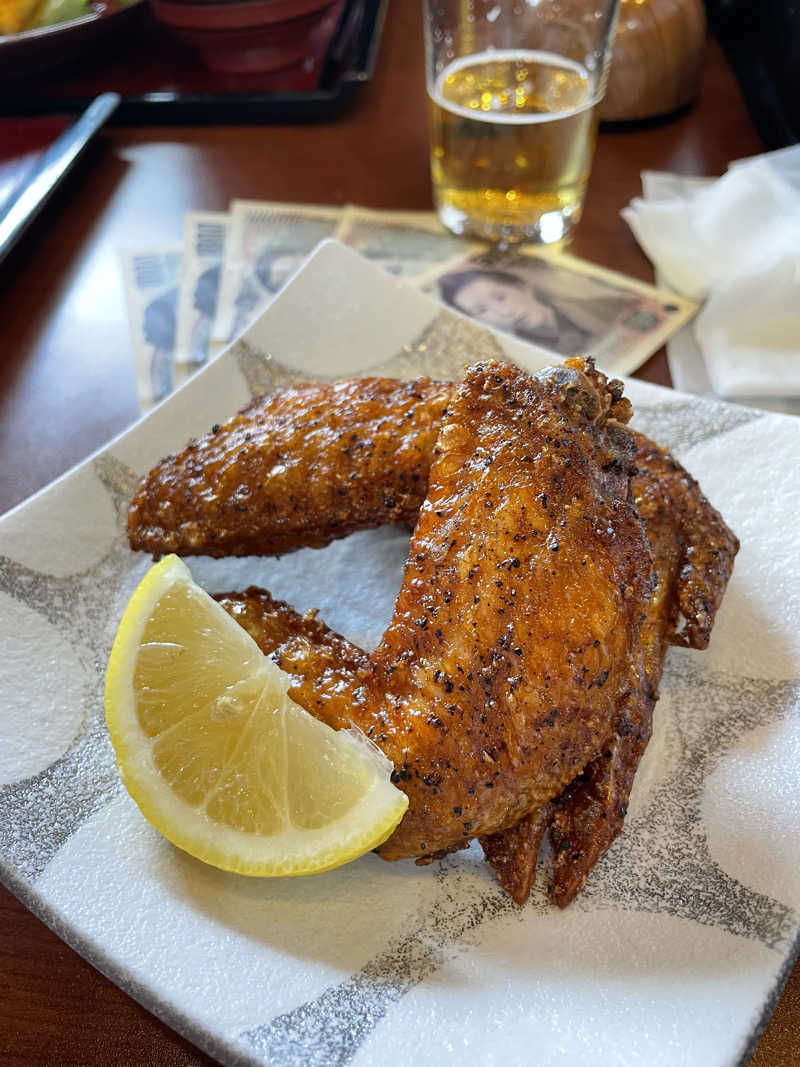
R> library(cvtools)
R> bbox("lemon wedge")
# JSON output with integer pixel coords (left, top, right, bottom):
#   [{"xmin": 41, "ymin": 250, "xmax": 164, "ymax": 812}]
[{"xmin": 105, "ymin": 555, "xmax": 407, "ymax": 876}]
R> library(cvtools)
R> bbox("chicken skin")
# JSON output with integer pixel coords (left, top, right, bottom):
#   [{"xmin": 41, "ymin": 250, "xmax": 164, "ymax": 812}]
[
  {"xmin": 128, "ymin": 377, "xmax": 451, "ymax": 558},
  {"xmin": 499, "ymin": 433, "xmax": 738, "ymax": 905},
  {"xmin": 127, "ymin": 359, "xmax": 738, "ymax": 902}
]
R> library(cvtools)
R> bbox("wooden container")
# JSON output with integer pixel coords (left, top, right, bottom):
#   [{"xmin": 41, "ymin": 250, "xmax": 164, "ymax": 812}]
[{"xmin": 599, "ymin": 0, "xmax": 707, "ymax": 121}]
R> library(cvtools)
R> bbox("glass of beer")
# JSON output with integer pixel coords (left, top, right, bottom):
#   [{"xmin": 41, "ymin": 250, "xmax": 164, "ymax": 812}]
[{"xmin": 424, "ymin": 0, "xmax": 620, "ymax": 245}]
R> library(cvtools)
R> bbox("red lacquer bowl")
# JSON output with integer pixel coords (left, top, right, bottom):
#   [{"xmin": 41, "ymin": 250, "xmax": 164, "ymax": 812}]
[{"xmin": 149, "ymin": 0, "xmax": 338, "ymax": 73}]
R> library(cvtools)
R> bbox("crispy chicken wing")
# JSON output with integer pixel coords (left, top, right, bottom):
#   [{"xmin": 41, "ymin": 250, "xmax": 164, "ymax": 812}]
[
  {"xmin": 128, "ymin": 377, "xmax": 451, "ymax": 558},
  {"xmin": 543, "ymin": 433, "xmax": 737, "ymax": 903},
  {"xmin": 361, "ymin": 361, "xmax": 653, "ymax": 859},
  {"xmin": 127, "ymin": 369, "xmax": 737, "ymax": 651}
]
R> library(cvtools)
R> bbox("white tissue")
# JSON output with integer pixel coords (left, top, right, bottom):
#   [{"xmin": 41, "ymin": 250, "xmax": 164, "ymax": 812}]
[
  {"xmin": 696, "ymin": 249, "xmax": 800, "ymax": 398},
  {"xmin": 623, "ymin": 147, "xmax": 800, "ymax": 403}
]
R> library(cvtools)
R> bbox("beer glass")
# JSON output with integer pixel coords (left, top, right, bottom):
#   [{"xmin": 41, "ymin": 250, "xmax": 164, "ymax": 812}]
[{"xmin": 424, "ymin": 0, "xmax": 620, "ymax": 245}]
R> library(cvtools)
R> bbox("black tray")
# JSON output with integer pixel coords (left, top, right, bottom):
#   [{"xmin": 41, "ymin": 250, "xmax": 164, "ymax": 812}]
[{"xmin": 0, "ymin": 0, "xmax": 388, "ymax": 124}]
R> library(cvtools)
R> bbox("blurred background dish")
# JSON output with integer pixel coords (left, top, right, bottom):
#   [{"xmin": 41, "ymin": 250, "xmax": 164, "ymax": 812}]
[
  {"xmin": 0, "ymin": 0, "xmax": 144, "ymax": 77},
  {"xmin": 0, "ymin": 0, "xmax": 135, "ymax": 35},
  {"xmin": 0, "ymin": 0, "xmax": 385, "ymax": 124}
]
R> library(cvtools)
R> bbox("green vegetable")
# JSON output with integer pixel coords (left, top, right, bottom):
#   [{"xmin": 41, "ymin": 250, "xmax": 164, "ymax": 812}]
[{"xmin": 33, "ymin": 0, "xmax": 90, "ymax": 28}]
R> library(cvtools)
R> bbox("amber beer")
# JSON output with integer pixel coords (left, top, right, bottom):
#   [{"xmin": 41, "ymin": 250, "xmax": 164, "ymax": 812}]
[{"xmin": 429, "ymin": 49, "xmax": 600, "ymax": 244}]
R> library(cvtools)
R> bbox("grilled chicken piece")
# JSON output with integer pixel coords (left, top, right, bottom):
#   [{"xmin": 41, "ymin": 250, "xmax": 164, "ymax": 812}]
[
  {"xmin": 213, "ymin": 359, "xmax": 653, "ymax": 862},
  {"xmin": 128, "ymin": 376, "xmax": 451, "ymax": 558}
]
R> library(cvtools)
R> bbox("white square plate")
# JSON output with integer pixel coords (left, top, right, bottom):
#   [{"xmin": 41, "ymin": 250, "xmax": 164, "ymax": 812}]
[{"xmin": 1, "ymin": 242, "xmax": 799, "ymax": 1067}]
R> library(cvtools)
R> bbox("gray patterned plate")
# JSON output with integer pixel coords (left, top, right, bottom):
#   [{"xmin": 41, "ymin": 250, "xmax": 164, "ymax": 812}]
[{"xmin": 1, "ymin": 242, "xmax": 798, "ymax": 1067}]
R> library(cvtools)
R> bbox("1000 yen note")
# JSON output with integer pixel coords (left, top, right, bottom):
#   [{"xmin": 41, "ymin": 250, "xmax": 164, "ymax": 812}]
[
  {"xmin": 414, "ymin": 247, "xmax": 698, "ymax": 379},
  {"xmin": 334, "ymin": 205, "xmax": 483, "ymax": 278},
  {"xmin": 174, "ymin": 211, "xmax": 229, "ymax": 383},
  {"xmin": 121, "ymin": 247, "xmax": 182, "ymax": 411},
  {"xmin": 212, "ymin": 200, "xmax": 340, "ymax": 349}
]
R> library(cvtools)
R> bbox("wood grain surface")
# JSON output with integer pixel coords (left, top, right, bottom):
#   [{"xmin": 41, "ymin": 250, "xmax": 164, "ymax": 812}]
[{"xmin": 0, "ymin": 3, "xmax": 797, "ymax": 1064}]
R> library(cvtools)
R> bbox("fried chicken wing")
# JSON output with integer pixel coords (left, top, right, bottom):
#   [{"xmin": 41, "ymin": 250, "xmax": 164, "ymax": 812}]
[
  {"xmin": 479, "ymin": 805, "xmax": 555, "ymax": 905},
  {"xmin": 213, "ymin": 360, "xmax": 653, "ymax": 862},
  {"xmin": 128, "ymin": 377, "xmax": 451, "ymax": 558},
  {"xmin": 127, "ymin": 366, "xmax": 736, "ymax": 647},
  {"xmin": 361, "ymin": 361, "xmax": 653, "ymax": 859},
  {"xmin": 128, "ymin": 359, "xmax": 738, "ymax": 903},
  {"xmin": 543, "ymin": 438, "xmax": 683, "ymax": 906}
]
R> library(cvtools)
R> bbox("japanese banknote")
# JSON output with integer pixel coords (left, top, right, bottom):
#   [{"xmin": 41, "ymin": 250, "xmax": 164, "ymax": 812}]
[
  {"xmin": 122, "ymin": 203, "xmax": 695, "ymax": 411},
  {"xmin": 334, "ymin": 205, "xmax": 480, "ymax": 278}
]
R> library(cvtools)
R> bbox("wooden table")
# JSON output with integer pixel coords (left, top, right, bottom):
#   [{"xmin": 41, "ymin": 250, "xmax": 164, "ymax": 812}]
[{"xmin": 0, "ymin": 4, "xmax": 797, "ymax": 1064}]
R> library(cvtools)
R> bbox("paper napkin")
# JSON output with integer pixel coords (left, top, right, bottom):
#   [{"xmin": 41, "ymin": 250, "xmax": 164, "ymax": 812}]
[{"xmin": 623, "ymin": 147, "xmax": 800, "ymax": 405}]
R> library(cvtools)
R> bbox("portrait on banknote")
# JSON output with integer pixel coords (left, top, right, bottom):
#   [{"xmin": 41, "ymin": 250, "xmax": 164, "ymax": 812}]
[
  {"xmin": 174, "ymin": 212, "xmax": 229, "ymax": 378},
  {"xmin": 416, "ymin": 249, "xmax": 697, "ymax": 373},
  {"xmin": 188, "ymin": 264, "xmax": 220, "ymax": 359},
  {"xmin": 121, "ymin": 248, "xmax": 182, "ymax": 410}
]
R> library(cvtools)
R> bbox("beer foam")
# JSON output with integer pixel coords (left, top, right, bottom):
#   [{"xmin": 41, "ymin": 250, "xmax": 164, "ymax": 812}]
[{"xmin": 431, "ymin": 49, "xmax": 596, "ymax": 125}]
